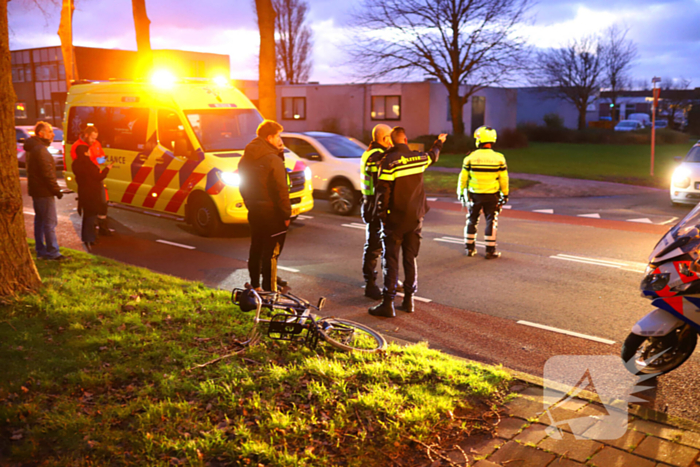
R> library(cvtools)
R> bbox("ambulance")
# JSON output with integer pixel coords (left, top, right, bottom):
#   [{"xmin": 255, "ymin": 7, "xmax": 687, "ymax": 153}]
[{"xmin": 63, "ymin": 73, "xmax": 314, "ymax": 236}]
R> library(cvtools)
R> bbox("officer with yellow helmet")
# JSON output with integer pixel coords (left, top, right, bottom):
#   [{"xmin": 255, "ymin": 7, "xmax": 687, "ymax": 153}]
[{"xmin": 457, "ymin": 126, "xmax": 509, "ymax": 259}]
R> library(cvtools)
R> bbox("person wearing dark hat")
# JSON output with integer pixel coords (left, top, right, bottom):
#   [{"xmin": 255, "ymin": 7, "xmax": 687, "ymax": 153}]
[{"xmin": 72, "ymin": 145, "xmax": 112, "ymax": 252}]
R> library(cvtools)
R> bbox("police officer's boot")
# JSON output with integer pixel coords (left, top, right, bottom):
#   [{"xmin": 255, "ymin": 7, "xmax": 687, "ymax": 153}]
[
  {"xmin": 485, "ymin": 246, "xmax": 501, "ymax": 259},
  {"xmin": 466, "ymin": 245, "xmax": 477, "ymax": 257},
  {"xmin": 98, "ymin": 217, "xmax": 113, "ymax": 236},
  {"xmin": 399, "ymin": 294, "xmax": 414, "ymax": 313},
  {"xmin": 369, "ymin": 295, "xmax": 395, "ymax": 318},
  {"xmin": 364, "ymin": 281, "xmax": 382, "ymax": 300}
]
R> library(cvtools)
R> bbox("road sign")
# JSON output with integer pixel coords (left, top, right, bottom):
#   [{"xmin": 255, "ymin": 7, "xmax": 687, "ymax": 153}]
[{"xmin": 652, "ymin": 77, "xmax": 661, "ymax": 84}]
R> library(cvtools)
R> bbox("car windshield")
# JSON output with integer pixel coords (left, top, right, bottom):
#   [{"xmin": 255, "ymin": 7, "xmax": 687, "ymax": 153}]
[
  {"xmin": 314, "ymin": 135, "xmax": 365, "ymax": 158},
  {"xmin": 185, "ymin": 109, "xmax": 263, "ymax": 152},
  {"xmin": 53, "ymin": 129, "xmax": 63, "ymax": 142},
  {"xmin": 685, "ymin": 146, "xmax": 700, "ymax": 163}
]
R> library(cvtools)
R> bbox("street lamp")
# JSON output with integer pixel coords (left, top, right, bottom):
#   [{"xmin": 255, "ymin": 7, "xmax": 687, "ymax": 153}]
[{"xmin": 651, "ymin": 77, "xmax": 661, "ymax": 177}]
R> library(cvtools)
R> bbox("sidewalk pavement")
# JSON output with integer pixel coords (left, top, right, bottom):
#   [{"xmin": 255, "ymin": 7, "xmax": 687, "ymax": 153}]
[
  {"xmin": 428, "ymin": 167, "xmax": 663, "ymax": 198},
  {"xmin": 456, "ymin": 379, "xmax": 700, "ymax": 467}
]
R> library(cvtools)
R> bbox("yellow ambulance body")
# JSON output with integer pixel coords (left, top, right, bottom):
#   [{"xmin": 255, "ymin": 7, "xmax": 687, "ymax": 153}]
[{"xmin": 63, "ymin": 78, "xmax": 313, "ymax": 236}]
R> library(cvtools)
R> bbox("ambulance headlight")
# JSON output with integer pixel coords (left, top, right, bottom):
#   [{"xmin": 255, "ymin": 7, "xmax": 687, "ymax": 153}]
[
  {"xmin": 304, "ymin": 167, "xmax": 312, "ymax": 181},
  {"xmin": 220, "ymin": 172, "xmax": 241, "ymax": 187},
  {"xmin": 673, "ymin": 167, "xmax": 691, "ymax": 189},
  {"xmin": 48, "ymin": 146, "xmax": 60, "ymax": 155}
]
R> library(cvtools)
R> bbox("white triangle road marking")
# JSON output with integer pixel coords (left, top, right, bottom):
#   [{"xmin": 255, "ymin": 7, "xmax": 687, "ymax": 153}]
[
  {"xmin": 578, "ymin": 213, "xmax": 601, "ymax": 219},
  {"xmin": 533, "ymin": 209, "xmax": 554, "ymax": 214},
  {"xmin": 427, "ymin": 197, "xmax": 438, "ymax": 202},
  {"xmin": 628, "ymin": 218, "xmax": 653, "ymax": 224}
]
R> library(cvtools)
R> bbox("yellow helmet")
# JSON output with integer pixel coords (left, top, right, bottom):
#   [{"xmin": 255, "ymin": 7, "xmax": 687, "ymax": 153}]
[{"xmin": 474, "ymin": 126, "xmax": 497, "ymax": 147}]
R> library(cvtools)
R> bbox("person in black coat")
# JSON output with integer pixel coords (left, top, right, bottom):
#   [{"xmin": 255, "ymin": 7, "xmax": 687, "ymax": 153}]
[{"xmin": 72, "ymin": 145, "xmax": 112, "ymax": 252}]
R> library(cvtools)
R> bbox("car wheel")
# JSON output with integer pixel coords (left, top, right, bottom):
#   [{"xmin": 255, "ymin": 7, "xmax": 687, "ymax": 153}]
[
  {"xmin": 190, "ymin": 195, "xmax": 223, "ymax": 237},
  {"xmin": 328, "ymin": 181, "xmax": 357, "ymax": 216}
]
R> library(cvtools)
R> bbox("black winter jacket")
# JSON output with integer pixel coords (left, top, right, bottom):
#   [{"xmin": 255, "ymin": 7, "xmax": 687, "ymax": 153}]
[
  {"xmin": 73, "ymin": 155, "xmax": 110, "ymax": 217},
  {"xmin": 25, "ymin": 136, "xmax": 61, "ymax": 198},
  {"xmin": 375, "ymin": 140, "xmax": 442, "ymax": 232},
  {"xmin": 239, "ymin": 137, "xmax": 292, "ymax": 220}
]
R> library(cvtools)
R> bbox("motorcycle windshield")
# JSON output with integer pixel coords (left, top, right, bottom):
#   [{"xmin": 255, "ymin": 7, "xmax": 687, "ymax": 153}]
[{"xmin": 650, "ymin": 203, "xmax": 700, "ymax": 262}]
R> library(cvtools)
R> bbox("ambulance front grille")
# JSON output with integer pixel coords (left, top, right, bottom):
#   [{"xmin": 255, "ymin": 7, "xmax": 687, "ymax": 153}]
[{"xmin": 289, "ymin": 170, "xmax": 305, "ymax": 194}]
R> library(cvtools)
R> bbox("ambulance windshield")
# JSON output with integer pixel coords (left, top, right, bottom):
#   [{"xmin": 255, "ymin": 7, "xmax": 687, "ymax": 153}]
[{"xmin": 185, "ymin": 109, "xmax": 263, "ymax": 152}]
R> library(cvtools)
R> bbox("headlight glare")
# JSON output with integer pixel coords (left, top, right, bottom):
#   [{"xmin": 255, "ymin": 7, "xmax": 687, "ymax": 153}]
[
  {"xmin": 673, "ymin": 167, "xmax": 692, "ymax": 188},
  {"xmin": 304, "ymin": 167, "xmax": 312, "ymax": 181},
  {"xmin": 220, "ymin": 171, "xmax": 241, "ymax": 187}
]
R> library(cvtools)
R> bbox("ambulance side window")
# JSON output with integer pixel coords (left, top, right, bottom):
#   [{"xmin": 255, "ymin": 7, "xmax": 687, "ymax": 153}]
[
  {"xmin": 110, "ymin": 107, "xmax": 149, "ymax": 151},
  {"xmin": 158, "ymin": 109, "xmax": 192, "ymax": 155}
]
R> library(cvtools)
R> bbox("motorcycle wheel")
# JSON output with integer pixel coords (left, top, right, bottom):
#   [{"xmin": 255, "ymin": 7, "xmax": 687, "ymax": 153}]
[{"xmin": 621, "ymin": 324, "xmax": 697, "ymax": 376}]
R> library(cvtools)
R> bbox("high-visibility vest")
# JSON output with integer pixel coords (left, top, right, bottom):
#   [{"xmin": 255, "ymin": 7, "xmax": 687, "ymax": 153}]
[
  {"xmin": 361, "ymin": 147, "xmax": 384, "ymax": 196},
  {"xmin": 458, "ymin": 148, "xmax": 509, "ymax": 196}
]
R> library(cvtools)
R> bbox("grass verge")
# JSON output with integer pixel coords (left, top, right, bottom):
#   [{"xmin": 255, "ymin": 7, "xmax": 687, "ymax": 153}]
[
  {"xmin": 0, "ymin": 246, "xmax": 512, "ymax": 466},
  {"xmin": 433, "ymin": 142, "xmax": 692, "ymax": 188},
  {"xmin": 424, "ymin": 172, "xmax": 539, "ymax": 195}
]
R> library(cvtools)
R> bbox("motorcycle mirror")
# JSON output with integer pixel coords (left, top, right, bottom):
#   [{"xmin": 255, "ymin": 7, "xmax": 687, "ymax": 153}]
[{"xmin": 689, "ymin": 260, "xmax": 700, "ymax": 274}]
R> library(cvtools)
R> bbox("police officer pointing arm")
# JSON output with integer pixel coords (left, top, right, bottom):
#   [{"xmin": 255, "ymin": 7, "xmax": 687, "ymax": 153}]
[
  {"xmin": 458, "ymin": 126, "xmax": 509, "ymax": 259},
  {"xmin": 369, "ymin": 128, "xmax": 447, "ymax": 318}
]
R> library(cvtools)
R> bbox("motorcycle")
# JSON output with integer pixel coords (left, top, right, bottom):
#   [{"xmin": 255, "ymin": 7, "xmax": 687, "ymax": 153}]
[{"xmin": 623, "ymin": 203, "xmax": 700, "ymax": 375}]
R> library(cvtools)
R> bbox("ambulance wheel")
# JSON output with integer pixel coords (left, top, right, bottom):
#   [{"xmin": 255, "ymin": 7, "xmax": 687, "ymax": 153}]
[
  {"xmin": 329, "ymin": 180, "xmax": 356, "ymax": 216},
  {"xmin": 191, "ymin": 195, "xmax": 223, "ymax": 237}
]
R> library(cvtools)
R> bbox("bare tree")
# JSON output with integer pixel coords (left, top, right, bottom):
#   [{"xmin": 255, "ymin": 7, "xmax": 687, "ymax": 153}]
[
  {"xmin": 533, "ymin": 36, "xmax": 604, "ymax": 130},
  {"xmin": 601, "ymin": 25, "xmax": 637, "ymax": 121},
  {"xmin": 1, "ymin": 0, "xmax": 42, "ymax": 297},
  {"xmin": 661, "ymin": 77, "xmax": 692, "ymax": 130},
  {"xmin": 347, "ymin": 0, "xmax": 531, "ymax": 136},
  {"xmin": 255, "ymin": 0, "xmax": 277, "ymax": 119},
  {"xmin": 57, "ymin": 0, "xmax": 77, "ymax": 88},
  {"xmin": 132, "ymin": 0, "xmax": 152, "ymax": 73},
  {"xmin": 274, "ymin": 0, "xmax": 312, "ymax": 84}
]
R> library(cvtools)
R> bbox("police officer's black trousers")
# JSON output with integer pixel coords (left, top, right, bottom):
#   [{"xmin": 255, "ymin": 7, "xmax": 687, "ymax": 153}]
[
  {"xmin": 363, "ymin": 217, "xmax": 383, "ymax": 284},
  {"xmin": 381, "ymin": 220, "xmax": 422, "ymax": 300},
  {"xmin": 465, "ymin": 192, "xmax": 500, "ymax": 250},
  {"xmin": 247, "ymin": 210, "xmax": 287, "ymax": 292}
]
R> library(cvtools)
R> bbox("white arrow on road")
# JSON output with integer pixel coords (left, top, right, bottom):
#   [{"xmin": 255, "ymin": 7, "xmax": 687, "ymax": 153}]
[
  {"xmin": 578, "ymin": 213, "xmax": 601, "ymax": 219},
  {"xmin": 533, "ymin": 209, "xmax": 554, "ymax": 214},
  {"xmin": 628, "ymin": 218, "xmax": 653, "ymax": 224}
]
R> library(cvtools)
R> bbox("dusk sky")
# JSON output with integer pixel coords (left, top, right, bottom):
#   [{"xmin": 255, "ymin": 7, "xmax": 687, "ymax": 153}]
[{"xmin": 7, "ymin": 0, "xmax": 700, "ymax": 88}]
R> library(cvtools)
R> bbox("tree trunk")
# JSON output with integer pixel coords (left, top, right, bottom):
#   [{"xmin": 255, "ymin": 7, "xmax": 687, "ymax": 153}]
[
  {"xmin": 256, "ymin": 0, "xmax": 277, "ymax": 120},
  {"xmin": 132, "ymin": 0, "xmax": 153, "ymax": 75},
  {"xmin": 577, "ymin": 106, "xmax": 587, "ymax": 131},
  {"xmin": 448, "ymin": 89, "xmax": 465, "ymax": 136},
  {"xmin": 57, "ymin": 0, "xmax": 77, "ymax": 88},
  {"xmin": 0, "ymin": 0, "xmax": 42, "ymax": 297}
]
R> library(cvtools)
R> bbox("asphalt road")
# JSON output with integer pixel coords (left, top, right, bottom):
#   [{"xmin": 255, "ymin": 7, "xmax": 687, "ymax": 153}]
[{"xmin": 20, "ymin": 179, "xmax": 700, "ymax": 422}]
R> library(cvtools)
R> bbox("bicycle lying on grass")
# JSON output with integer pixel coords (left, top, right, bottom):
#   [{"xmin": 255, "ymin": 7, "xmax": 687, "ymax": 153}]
[{"xmin": 231, "ymin": 286, "xmax": 387, "ymax": 353}]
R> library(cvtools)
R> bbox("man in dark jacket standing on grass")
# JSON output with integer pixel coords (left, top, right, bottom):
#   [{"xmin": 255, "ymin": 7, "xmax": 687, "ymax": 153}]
[
  {"xmin": 25, "ymin": 121, "xmax": 67, "ymax": 260},
  {"xmin": 239, "ymin": 120, "xmax": 292, "ymax": 292}
]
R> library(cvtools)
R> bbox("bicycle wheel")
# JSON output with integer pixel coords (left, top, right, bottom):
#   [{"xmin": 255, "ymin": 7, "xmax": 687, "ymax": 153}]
[{"xmin": 317, "ymin": 318, "xmax": 386, "ymax": 353}]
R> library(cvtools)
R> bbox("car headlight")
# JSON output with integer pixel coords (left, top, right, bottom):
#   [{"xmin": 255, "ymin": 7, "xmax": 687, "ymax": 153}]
[
  {"xmin": 672, "ymin": 167, "xmax": 691, "ymax": 189},
  {"xmin": 48, "ymin": 146, "xmax": 59, "ymax": 155},
  {"xmin": 220, "ymin": 171, "xmax": 241, "ymax": 187},
  {"xmin": 304, "ymin": 167, "xmax": 312, "ymax": 181}
]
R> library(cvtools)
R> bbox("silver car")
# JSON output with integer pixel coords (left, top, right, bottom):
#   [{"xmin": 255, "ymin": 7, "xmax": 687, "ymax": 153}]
[
  {"xmin": 671, "ymin": 141, "xmax": 700, "ymax": 205},
  {"xmin": 16, "ymin": 126, "xmax": 64, "ymax": 169}
]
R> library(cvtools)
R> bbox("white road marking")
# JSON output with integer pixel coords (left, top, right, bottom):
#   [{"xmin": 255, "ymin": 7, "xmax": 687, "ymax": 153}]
[
  {"xmin": 517, "ymin": 320, "xmax": 616, "ymax": 345},
  {"xmin": 297, "ymin": 215, "xmax": 314, "ymax": 220},
  {"xmin": 502, "ymin": 205, "xmax": 512, "ymax": 209},
  {"xmin": 533, "ymin": 209, "xmax": 554, "ymax": 214},
  {"xmin": 578, "ymin": 213, "xmax": 601, "ymax": 219},
  {"xmin": 23, "ymin": 210, "xmax": 35, "ymax": 216},
  {"xmin": 454, "ymin": 201, "xmax": 463, "ymax": 204},
  {"xmin": 550, "ymin": 254, "xmax": 646, "ymax": 273},
  {"xmin": 155, "ymin": 239, "xmax": 196, "ymax": 250},
  {"xmin": 350, "ymin": 222, "xmax": 365, "ymax": 227},
  {"xmin": 660, "ymin": 217, "xmax": 679, "ymax": 225},
  {"xmin": 395, "ymin": 292, "xmax": 432, "ymax": 303},
  {"xmin": 277, "ymin": 266, "xmax": 300, "ymax": 273},
  {"xmin": 628, "ymin": 218, "xmax": 653, "ymax": 224},
  {"xmin": 342, "ymin": 224, "xmax": 366, "ymax": 230},
  {"xmin": 427, "ymin": 197, "xmax": 438, "ymax": 202}
]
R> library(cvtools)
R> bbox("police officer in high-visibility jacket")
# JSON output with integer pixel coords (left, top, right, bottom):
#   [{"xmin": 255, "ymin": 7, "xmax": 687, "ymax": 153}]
[
  {"xmin": 360, "ymin": 124, "xmax": 393, "ymax": 300},
  {"xmin": 369, "ymin": 128, "xmax": 447, "ymax": 318},
  {"xmin": 458, "ymin": 126, "xmax": 509, "ymax": 259}
]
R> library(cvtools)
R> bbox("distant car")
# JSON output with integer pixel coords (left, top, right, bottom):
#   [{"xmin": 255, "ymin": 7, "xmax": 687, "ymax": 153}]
[
  {"xmin": 16, "ymin": 126, "xmax": 64, "ymax": 169},
  {"xmin": 671, "ymin": 141, "xmax": 700, "ymax": 205},
  {"xmin": 628, "ymin": 113, "xmax": 651, "ymax": 128},
  {"xmin": 655, "ymin": 119, "xmax": 668, "ymax": 129},
  {"xmin": 281, "ymin": 131, "xmax": 366, "ymax": 215},
  {"xmin": 614, "ymin": 120, "xmax": 644, "ymax": 132}
]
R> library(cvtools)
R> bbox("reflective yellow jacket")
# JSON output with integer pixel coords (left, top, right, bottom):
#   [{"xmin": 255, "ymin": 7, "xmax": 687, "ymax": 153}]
[{"xmin": 457, "ymin": 148, "xmax": 509, "ymax": 196}]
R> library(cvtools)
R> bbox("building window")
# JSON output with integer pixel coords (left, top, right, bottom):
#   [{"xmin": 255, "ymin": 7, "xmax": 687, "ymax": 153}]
[
  {"xmin": 15, "ymin": 102, "xmax": 27, "ymax": 119},
  {"xmin": 282, "ymin": 97, "xmax": 306, "ymax": 120},
  {"xmin": 371, "ymin": 95, "xmax": 400, "ymax": 120},
  {"xmin": 11, "ymin": 66, "xmax": 24, "ymax": 83}
]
